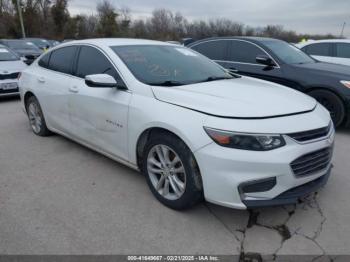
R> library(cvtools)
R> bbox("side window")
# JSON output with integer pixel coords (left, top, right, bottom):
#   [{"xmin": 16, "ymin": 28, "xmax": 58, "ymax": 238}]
[
  {"xmin": 336, "ymin": 43, "xmax": 350, "ymax": 59},
  {"xmin": 228, "ymin": 40, "xmax": 266, "ymax": 64},
  {"xmin": 38, "ymin": 52, "xmax": 51, "ymax": 68},
  {"xmin": 191, "ymin": 40, "xmax": 228, "ymax": 60},
  {"xmin": 48, "ymin": 46, "xmax": 77, "ymax": 74},
  {"xmin": 305, "ymin": 43, "xmax": 331, "ymax": 57},
  {"xmin": 75, "ymin": 46, "xmax": 121, "ymax": 82}
]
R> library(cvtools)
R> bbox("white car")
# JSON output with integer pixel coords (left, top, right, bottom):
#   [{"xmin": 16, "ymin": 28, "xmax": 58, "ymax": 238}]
[
  {"xmin": 0, "ymin": 45, "xmax": 27, "ymax": 97},
  {"xmin": 19, "ymin": 39, "xmax": 335, "ymax": 210},
  {"xmin": 296, "ymin": 39, "xmax": 350, "ymax": 66}
]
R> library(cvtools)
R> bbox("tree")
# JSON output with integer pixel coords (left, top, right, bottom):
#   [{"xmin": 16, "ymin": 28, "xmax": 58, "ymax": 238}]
[
  {"xmin": 51, "ymin": 0, "xmax": 69, "ymax": 37},
  {"xmin": 97, "ymin": 0, "xmax": 118, "ymax": 37}
]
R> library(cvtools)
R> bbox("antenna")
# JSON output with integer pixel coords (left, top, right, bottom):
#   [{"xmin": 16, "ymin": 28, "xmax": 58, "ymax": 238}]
[{"xmin": 340, "ymin": 22, "xmax": 346, "ymax": 38}]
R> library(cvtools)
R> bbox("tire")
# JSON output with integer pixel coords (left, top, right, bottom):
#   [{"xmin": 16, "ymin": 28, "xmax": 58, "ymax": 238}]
[
  {"xmin": 142, "ymin": 133, "xmax": 203, "ymax": 210},
  {"xmin": 26, "ymin": 96, "xmax": 51, "ymax": 136},
  {"xmin": 308, "ymin": 89, "xmax": 345, "ymax": 127}
]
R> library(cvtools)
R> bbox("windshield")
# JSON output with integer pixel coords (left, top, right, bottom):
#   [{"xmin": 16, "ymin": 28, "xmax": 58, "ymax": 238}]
[
  {"xmin": 263, "ymin": 40, "xmax": 315, "ymax": 64},
  {"xmin": 7, "ymin": 40, "xmax": 41, "ymax": 51},
  {"xmin": 111, "ymin": 45, "xmax": 233, "ymax": 86},
  {"xmin": 0, "ymin": 47, "xmax": 19, "ymax": 61}
]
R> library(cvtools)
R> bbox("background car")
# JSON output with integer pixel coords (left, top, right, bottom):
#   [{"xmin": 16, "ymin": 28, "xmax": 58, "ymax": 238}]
[
  {"xmin": 0, "ymin": 45, "xmax": 27, "ymax": 97},
  {"xmin": 23, "ymin": 38, "xmax": 51, "ymax": 50},
  {"xmin": 189, "ymin": 37, "xmax": 350, "ymax": 127},
  {"xmin": 296, "ymin": 39, "xmax": 350, "ymax": 66},
  {"xmin": 19, "ymin": 39, "xmax": 333, "ymax": 210},
  {"xmin": 0, "ymin": 39, "xmax": 43, "ymax": 65}
]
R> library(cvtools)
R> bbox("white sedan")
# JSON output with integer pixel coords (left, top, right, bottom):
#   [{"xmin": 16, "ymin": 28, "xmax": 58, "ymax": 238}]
[
  {"xmin": 0, "ymin": 45, "xmax": 27, "ymax": 97},
  {"xmin": 296, "ymin": 39, "xmax": 350, "ymax": 66},
  {"xmin": 19, "ymin": 39, "xmax": 334, "ymax": 210}
]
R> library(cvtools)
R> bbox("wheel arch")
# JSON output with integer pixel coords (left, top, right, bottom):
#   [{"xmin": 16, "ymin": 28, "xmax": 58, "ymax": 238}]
[
  {"xmin": 135, "ymin": 126, "xmax": 196, "ymax": 170},
  {"xmin": 24, "ymin": 91, "xmax": 36, "ymax": 111}
]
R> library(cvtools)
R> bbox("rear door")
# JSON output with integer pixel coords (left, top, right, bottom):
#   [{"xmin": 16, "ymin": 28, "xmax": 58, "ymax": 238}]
[
  {"xmin": 35, "ymin": 46, "xmax": 78, "ymax": 133},
  {"xmin": 68, "ymin": 45, "xmax": 131, "ymax": 160}
]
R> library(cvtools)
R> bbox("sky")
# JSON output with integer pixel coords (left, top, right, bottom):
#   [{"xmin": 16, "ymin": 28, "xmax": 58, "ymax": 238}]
[{"xmin": 68, "ymin": 0, "xmax": 350, "ymax": 37}]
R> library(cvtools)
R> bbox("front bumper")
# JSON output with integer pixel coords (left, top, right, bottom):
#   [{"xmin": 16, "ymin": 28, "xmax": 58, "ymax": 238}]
[
  {"xmin": 194, "ymin": 129, "xmax": 335, "ymax": 210},
  {"xmin": 242, "ymin": 166, "xmax": 331, "ymax": 208}
]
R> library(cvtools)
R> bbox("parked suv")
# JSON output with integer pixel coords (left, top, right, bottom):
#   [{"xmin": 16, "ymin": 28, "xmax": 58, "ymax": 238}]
[
  {"xmin": 189, "ymin": 37, "xmax": 350, "ymax": 127},
  {"xmin": 19, "ymin": 39, "xmax": 334, "ymax": 210},
  {"xmin": 296, "ymin": 39, "xmax": 350, "ymax": 67}
]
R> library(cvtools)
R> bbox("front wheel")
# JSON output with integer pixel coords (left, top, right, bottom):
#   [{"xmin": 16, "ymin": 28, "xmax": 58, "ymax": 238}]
[
  {"xmin": 142, "ymin": 134, "xmax": 203, "ymax": 210},
  {"xmin": 308, "ymin": 89, "xmax": 345, "ymax": 127}
]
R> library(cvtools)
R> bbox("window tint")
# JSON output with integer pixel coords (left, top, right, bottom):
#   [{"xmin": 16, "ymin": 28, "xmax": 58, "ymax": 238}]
[
  {"xmin": 76, "ymin": 46, "xmax": 120, "ymax": 81},
  {"xmin": 48, "ymin": 46, "xmax": 77, "ymax": 74},
  {"xmin": 305, "ymin": 43, "xmax": 331, "ymax": 56},
  {"xmin": 38, "ymin": 53, "xmax": 50, "ymax": 68},
  {"xmin": 191, "ymin": 40, "xmax": 228, "ymax": 60},
  {"xmin": 228, "ymin": 40, "xmax": 265, "ymax": 64},
  {"xmin": 336, "ymin": 43, "xmax": 350, "ymax": 58}
]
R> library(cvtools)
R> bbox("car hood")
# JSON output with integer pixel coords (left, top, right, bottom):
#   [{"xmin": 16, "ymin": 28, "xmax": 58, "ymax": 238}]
[
  {"xmin": 151, "ymin": 77, "xmax": 317, "ymax": 118},
  {"xmin": 0, "ymin": 60, "xmax": 27, "ymax": 73},
  {"xmin": 293, "ymin": 61, "xmax": 350, "ymax": 77}
]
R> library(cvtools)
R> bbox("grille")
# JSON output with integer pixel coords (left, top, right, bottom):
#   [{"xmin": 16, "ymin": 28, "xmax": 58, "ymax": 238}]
[
  {"xmin": 290, "ymin": 147, "xmax": 333, "ymax": 177},
  {"xmin": 0, "ymin": 72, "xmax": 19, "ymax": 80},
  {"xmin": 287, "ymin": 123, "xmax": 332, "ymax": 143}
]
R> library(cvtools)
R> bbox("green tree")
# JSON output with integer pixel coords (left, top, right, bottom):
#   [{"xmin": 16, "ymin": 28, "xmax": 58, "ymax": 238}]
[
  {"xmin": 51, "ymin": 0, "xmax": 69, "ymax": 37},
  {"xmin": 97, "ymin": 0, "xmax": 118, "ymax": 37}
]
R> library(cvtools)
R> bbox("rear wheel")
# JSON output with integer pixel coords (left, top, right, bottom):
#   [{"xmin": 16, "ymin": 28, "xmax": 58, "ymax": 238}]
[
  {"xmin": 26, "ymin": 96, "xmax": 51, "ymax": 136},
  {"xmin": 142, "ymin": 133, "xmax": 203, "ymax": 210},
  {"xmin": 308, "ymin": 89, "xmax": 345, "ymax": 127}
]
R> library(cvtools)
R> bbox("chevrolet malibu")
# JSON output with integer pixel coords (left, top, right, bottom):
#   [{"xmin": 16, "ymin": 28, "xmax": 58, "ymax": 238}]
[{"xmin": 19, "ymin": 39, "xmax": 335, "ymax": 210}]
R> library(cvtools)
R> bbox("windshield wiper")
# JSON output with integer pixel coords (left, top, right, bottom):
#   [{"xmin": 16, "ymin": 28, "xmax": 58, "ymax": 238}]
[
  {"xmin": 198, "ymin": 76, "xmax": 234, "ymax": 83},
  {"xmin": 148, "ymin": 80, "xmax": 185, "ymax": 87}
]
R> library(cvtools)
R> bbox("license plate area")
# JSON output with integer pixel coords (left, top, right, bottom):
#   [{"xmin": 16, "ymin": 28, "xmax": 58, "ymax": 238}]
[{"xmin": 0, "ymin": 82, "xmax": 18, "ymax": 90}]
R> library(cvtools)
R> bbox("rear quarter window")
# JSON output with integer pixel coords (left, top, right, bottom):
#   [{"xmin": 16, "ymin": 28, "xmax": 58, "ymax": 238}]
[{"xmin": 47, "ymin": 46, "xmax": 78, "ymax": 74}]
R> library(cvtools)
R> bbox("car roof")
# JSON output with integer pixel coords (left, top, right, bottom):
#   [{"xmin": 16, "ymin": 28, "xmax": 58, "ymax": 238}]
[
  {"xmin": 297, "ymin": 39, "xmax": 350, "ymax": 47},
  {"xmin": 57, "ymin": 38, "xmax": 176, "ymax": 48},
  {"xmin": 188, "ymin": 36, "xmax": 282, "ymax": 47}
]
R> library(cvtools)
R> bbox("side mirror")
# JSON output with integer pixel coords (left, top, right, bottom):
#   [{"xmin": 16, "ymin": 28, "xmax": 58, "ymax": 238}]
[
  {"xmin": 256, "ymin": 55, "xmax": 276, "ymax": 67},
  {"xmin": 85, "ymin": 74, "xmax": 117, "ymax": 88}
]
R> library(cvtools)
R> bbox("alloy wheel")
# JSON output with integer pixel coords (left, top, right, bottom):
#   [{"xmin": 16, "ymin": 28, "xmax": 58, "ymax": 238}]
[
  {"xmin": 28, "ymin": 102, "xmax": 42, "ymax": 134},
  {"xmin": 147, "ymin": 144, "xmax": 186, "ymax": 200}
]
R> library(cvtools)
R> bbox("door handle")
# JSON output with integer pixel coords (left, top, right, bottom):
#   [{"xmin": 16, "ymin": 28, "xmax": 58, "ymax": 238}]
[
  {"xmin": 69, "ymin": 86, "xmax": 79, "ymax": 93},
  {"xmin": 37, "ymin": 77, "xmax": 45, "ymax": 83}
]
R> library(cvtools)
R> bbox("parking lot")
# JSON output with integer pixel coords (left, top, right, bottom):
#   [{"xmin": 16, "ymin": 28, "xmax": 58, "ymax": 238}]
[{"xmin": 0, "ymin": 97, "xmax": 349, "ymax": 259}]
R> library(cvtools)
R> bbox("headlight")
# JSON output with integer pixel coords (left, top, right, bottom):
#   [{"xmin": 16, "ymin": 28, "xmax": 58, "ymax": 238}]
[
  {"xmin": 340, "ymin": 81, "xmax": 350, "ymax": 88},
  {"xmin": 204, "ymin": 127, "xmax": 286, "ymax": 151}
]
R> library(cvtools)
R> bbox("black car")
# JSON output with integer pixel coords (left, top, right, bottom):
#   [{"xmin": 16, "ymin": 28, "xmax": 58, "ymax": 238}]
[
  {"xmin": 0, "ymin": 39, "xmax": 42, "ymax": 65},
  {"xmin": 189, "ymin": 37, "xmax": 350, "ymax": 127}
]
